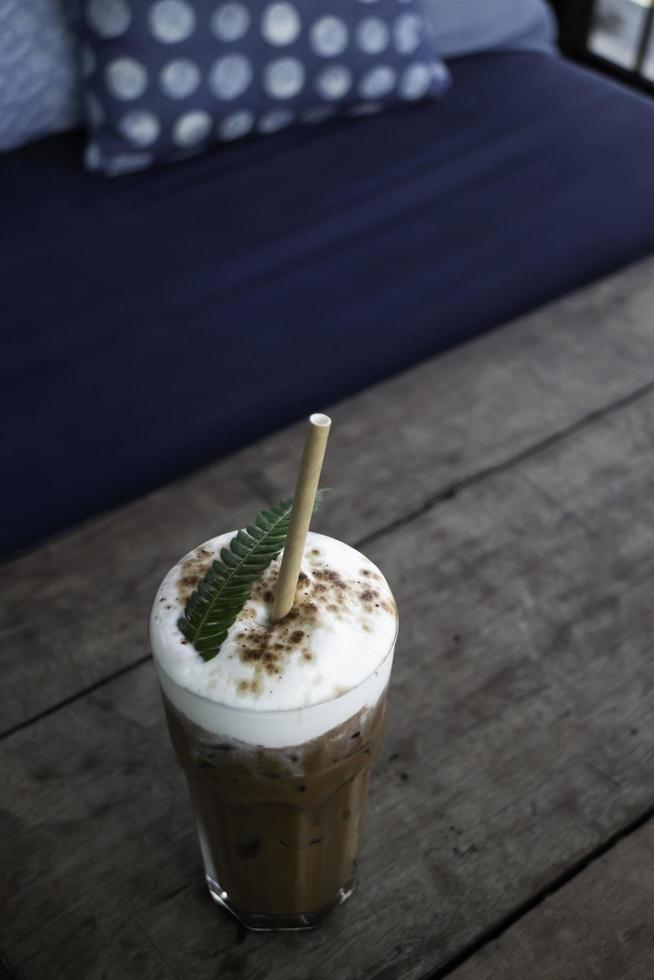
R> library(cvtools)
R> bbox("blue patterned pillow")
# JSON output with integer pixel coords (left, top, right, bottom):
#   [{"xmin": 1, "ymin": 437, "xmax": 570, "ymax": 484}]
[
  {"xmin": 0, "ymin": 0, "xmax": 81, "ymax": 152},
  {"xmin": 76, "ymin": 0, "xmax": 450, "ymax": 175}
]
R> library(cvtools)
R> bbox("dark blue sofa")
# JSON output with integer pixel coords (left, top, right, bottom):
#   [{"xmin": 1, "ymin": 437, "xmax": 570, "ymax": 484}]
[{"xmin": 3, "ymin": 50, "xmax": 654, "ymax": 556}]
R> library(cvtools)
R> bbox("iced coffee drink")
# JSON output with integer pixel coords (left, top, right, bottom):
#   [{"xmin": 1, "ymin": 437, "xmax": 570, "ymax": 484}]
[{"xmin": 150, "ymin": 531, "xmax": 397, "ymax": 930}]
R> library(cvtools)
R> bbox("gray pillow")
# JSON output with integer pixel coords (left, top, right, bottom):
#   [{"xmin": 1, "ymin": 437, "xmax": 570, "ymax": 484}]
[
  {"xmin": 0, "ymin": 0, "xmax": 81, "ymax": 152},
  {"xmin": 421, "ymin": 0, "xmax": 557, "ymax": 58}
]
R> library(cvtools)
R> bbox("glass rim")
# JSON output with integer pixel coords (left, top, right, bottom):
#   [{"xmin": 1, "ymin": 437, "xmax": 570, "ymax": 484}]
[{"xmin": 156, "ymin": 615, "xmax": 399, "ymax": 717}]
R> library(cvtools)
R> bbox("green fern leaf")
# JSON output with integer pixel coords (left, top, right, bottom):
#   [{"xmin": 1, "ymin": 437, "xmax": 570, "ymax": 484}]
[{"xmin": 178, "ymin": 492, "xmax": 326, "ymax": 661}]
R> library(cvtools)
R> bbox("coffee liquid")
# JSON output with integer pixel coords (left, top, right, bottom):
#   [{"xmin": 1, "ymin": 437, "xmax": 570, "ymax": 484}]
[{"xmin": 164, "ymin": 690, "xmax": 387, "ymax": 926}]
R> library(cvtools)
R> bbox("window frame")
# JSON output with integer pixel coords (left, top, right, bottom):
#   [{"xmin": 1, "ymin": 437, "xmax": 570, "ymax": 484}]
[{"xmin": 551, "ymin": 0, "xmax": 654, "ymax": 93}]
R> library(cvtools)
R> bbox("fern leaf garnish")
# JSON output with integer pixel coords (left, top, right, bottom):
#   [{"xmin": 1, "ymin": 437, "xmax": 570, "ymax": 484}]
[{"xmin": 178, "ymin": 492, "xmax": 325, "ymax": 662}]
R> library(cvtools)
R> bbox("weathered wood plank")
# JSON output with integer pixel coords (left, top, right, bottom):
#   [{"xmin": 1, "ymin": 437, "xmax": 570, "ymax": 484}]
[
  {"xmin": 2, "ymin": 257, "xmax": 654, "ymax": 732},
  {"xmin": 2, "ymin": 385, "xmax": 654, "ymax": 979},
  {"xmin": 450, "ymin": 820, "xmax": 654, "ymax": 980}
]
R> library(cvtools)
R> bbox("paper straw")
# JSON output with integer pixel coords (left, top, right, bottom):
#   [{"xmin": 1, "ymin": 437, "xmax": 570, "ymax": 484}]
[{"xmin": 271, "ymin": 413, "xmax": 331, "ymax": 623}]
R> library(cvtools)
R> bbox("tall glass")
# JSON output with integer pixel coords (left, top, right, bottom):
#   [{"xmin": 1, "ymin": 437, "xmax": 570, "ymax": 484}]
[
  {"xmin": 150, "ymin": 530, "xmax": 398, "ymax": 931},
  {"xmin": 155, "ymin": 639, "xmax": 395, "ymax": 930}
]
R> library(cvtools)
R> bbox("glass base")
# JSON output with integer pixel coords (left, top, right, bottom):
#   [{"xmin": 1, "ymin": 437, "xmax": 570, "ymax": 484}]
[{"xmin": 205, "ymin": 874, "xmax": 355, "ymax": 931}]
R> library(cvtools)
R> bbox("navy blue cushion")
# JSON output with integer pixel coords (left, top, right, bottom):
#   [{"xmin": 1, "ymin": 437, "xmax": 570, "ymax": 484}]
[
  {"xmin": 76, "ymin": 0, "xmax": 450, "ymax": 174},
  {"xmin": 3, "ymin": 52, "xmax": 654, "ymax": 555}
]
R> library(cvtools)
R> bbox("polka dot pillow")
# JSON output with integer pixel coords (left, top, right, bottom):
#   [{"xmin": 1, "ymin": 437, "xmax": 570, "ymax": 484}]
[{"xmin": 76, "ymin": 0, "xmax": 450, "ymax": 175}]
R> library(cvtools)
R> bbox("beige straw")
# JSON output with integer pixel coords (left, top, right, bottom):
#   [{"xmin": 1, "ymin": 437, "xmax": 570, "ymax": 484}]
[{"xmin": 271, "ymin": 413, "xmax": 332, "ymax": 623}]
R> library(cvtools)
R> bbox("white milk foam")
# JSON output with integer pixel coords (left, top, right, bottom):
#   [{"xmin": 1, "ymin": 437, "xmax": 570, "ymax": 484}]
[{"xmin": 150, "ymin": 532, "xmax": 397, "ymax": 748}]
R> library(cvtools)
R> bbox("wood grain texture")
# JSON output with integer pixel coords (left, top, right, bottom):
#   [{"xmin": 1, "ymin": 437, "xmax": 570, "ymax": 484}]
[
  {"xmin": 2, "ymin": 257, "xmax": 654, "ymax": 732},
  {"xmin": 450, "ymin": 820, "xmax": 654, "ymax": 980},
  {"xmin": 2, "ymin": 385, "xmax": 654, "ymax": 979}
]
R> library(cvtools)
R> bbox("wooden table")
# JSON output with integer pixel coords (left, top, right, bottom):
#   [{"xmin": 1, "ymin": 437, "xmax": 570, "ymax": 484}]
[{"xmin": 3, "ymin": 257, "xmax": 654, "ymax": 980}]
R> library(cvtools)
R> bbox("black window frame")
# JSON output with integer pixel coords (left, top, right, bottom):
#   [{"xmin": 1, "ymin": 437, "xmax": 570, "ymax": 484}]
[{"xmin": 550, "ymin": 0, "xmax": 654, "ymax": 94}]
